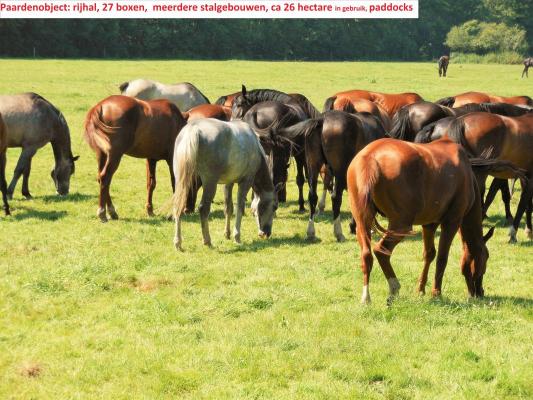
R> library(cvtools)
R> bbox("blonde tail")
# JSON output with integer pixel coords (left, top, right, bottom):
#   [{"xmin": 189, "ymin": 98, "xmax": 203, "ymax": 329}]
[{"xmin": 172, "ymin": 125, "xmax": 199, "ymax": 218}]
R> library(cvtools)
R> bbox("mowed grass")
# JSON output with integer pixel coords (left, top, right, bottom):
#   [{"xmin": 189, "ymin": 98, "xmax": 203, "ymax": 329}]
[{"xmin": 0, "ymin": 60, "xmax": 532, "ymax": 399}]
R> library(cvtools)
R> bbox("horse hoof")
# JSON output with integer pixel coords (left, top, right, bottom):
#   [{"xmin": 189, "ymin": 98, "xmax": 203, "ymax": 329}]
[
  {"xmin": 146, "ymin": 209, "xmax": 155, "ymax": 217},
  {"xmin": 234, "ymin": 236, "xmax": 241, "ymax": 244},
  {"xmin": 525, "ymin": 228, "xmax": 533, "ymax": 240},
  {"xmin": 336, "ymin": 234, "xmax": 346, "ymax": 243},
  {"xmin": 109, "ymin": 211, "xmax": 119, "ymax": 220},
  {"xmin": 167, "ymin": 214, "xmax": 174, "ymax": 222},
  {"xmin": 298, "ymin": 208, "xmax": 306, "ymax": 214},
  {"xmin": 22, "ymin": 193, "xmax": 32, "ymax": 200},
  {"xmin": 174, "ymin": 242, "xmax": 183, "ymax": 251},
  {"xmin": 508, "ymin": 236, "xmax": 517, "ymax": 244},
  {"xmin": 99, "ymin": 216, "xmax": 108, "ymax": 223},
  {"xmin": 431, "ymin": 289, "xmax": 442, "ymax": 298}
]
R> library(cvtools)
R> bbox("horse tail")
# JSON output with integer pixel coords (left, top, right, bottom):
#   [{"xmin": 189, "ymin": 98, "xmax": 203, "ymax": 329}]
[
  {"xmin": 172, "ymin": 125, "xmax": 199, "ymax": 218},
  {"xmin": 469, "ymin": 158, "xmax": 527, "ymax": 182},
  {"xmin": 83, "ymin": 104, "xmax": 114, "ymax": 153},
  {"xmin": 278, "ymin": 117, "xmax": 324, "ymax": 143},
  {"xmin": 214, "ymin": 96, "xmax": 227, "ymax": 106},
  {"xmin": 186, "ymin": 83, "xmax": 210, "ymax": 104},
  {"xmin": 448, "ymin": 117, "xmax": 473, "ymax": 155},
  {"xmin": 389, "ymin": 106, "xmax": 411, "ymax": 140},
  {"xmin": 119, "ymin": 81, "xmax": 129, "ymax": 93},
  {"xmin": 435, "ymin": 96, "xmax": 455, "ymax": 107},
  {"xmin": 323, "ymin": 96, "xmax": 337, "ymax": 112},
  {"xmin": 413, "ymin": 121, "xmax": 438, "ymax": 143}
]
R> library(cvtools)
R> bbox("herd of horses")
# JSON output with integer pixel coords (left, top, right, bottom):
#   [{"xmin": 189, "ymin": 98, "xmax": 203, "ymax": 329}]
[{"xmin": 0, "ymin": 78, "xmax": 532, "ymax": 304}]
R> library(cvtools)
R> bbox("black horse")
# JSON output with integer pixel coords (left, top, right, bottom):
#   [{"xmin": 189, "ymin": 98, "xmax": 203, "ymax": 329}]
[
  {"xmin": 231, "ymin": 86, "xmax": 320, "ymax": 211},
  {"xmin": 522, "ymin": 57, "xmax": 532, "ymax": 78},
  {"xmin": 438, "ymin": 55, "xmax": 449, "ymax": 77},
  {"xmin": 279, "ymin": 107, "xmax": 387, "ymax": 241}
]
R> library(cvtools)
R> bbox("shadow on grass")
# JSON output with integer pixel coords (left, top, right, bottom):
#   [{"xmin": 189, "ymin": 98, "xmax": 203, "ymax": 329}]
[
  {"xmin": 484, "ymin": 214, "xmax": 512, "ymax": 227},
  {"xmin": 220, "ymin": 233, "xmax": 321, "ymax": 253},
  {"xmin": 12, "ymin": 208, "xmax": 67, "ymax": 221},
  {"xmin": 425, "ymin": 294, "xmax": 533, "ymax": 309},
  {"xmin": 40, "ymin": 192, "xmax": 95, "ymax": 203}
]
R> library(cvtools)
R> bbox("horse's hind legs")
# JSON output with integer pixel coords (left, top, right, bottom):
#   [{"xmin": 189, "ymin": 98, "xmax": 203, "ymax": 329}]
[
  {"xmin": 417, "ymin": 224, "xmax": 438, "ymax": 295},
  {"xmin": 21, "ymin": 156, "xmax": 34, "ymax": 199},
  {"xmin": 198, "ymin": 181, "xmax": 217, "ymax": 247},
  {"xmin": 509, "ymin": 179, "xmax": 533, "ymax": 243},
  {"xmin": 0, "ymin": 152, "xmax": 10, "ymax": 215},
  {"xmin": 145, "ymin": 159, "xmax": 157, "ymax": 217},
  {"xmin": 373, "ymin": 228, "xmax": 404, "ymax": 305},
  {"xmin": 234, "ymin": 180, "xmax": 253, "ymax": 243},
  {"xmin": 224, "ymin": 184, "xmax": 234, "ymax": 240},
  {"xmin": 331, "ymin": 177, "xmax": 346, "ymax": 242},
  {"xmin": 97, "ymin": 152, "xmax": 121, "ymax": 222},
  {"xmin": 7, "ymin": 147, "xmax": 36, "ymax": 199},
  {"xmin": 432, "ymin": 220, "xmax": 460, "ymax": 296}
]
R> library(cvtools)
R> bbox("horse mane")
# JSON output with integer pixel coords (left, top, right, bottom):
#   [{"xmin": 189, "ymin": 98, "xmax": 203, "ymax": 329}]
[
  {"xmin": 389, "ymin": 105, "xmax": 411, "ymax": 140},
  {"xmin": 323, "ymin": 96, "xmax": 337, "ymax": 112},
  {"xmin": 289, "ymin": 93, "xmax": 321, "ymax": 119},
  {"xmin": 244, "ymin": 89, "xmax": 293, "ymax": 104},
  {"xmin": 119, "ymin": 82, "xmax": 129, "ymax": 92},
  {"xmin": 214, "ymin": 96, "xmax": 227, "ymax": 105},
  {"xmin": 435, "ymin": 96, "xmax": 455, "ymax": 107}
]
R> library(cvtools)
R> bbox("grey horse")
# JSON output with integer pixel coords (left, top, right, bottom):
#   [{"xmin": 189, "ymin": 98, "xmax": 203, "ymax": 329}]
[
  {"xmin": 0, "ymin": 93, "xmax": 78, "ymax": 198},
  {"xmin": 172, "ymin": 118, "xmax": 276, "ymax": 250}
]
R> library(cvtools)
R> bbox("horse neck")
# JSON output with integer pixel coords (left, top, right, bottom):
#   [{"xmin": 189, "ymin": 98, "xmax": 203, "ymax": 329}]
[
  {"xmin": 51, "ymin": 122, "xmax": 72, "ymax": 165},
  {"xmin": 253, "ymin": 153, "xmax": 274, "ymax": 195}
]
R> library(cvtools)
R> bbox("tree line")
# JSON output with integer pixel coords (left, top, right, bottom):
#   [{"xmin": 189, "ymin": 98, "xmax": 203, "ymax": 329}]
[{"xmin": 0, "ymin": 0, "xmax": 530, "ymax": 60}]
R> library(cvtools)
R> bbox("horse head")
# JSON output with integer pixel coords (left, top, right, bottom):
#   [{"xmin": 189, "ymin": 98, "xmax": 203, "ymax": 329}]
[
  {"xmin": 231, "ymin": 85, "xmax": 253, "ymax": 120},
  {"xmin": 51, "ymin": 155, "xmax": 79, "ymax": 195}
]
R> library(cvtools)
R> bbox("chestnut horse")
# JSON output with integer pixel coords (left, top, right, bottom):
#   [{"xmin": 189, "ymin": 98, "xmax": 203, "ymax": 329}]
[
  {"xmin": 0, "ymin": 113, "xmax": 10, "ymax": 215},
  {"xmin": 279, "ymin": 108, "xmax": 387, "ymax": 241},
  {"xmin": 182, "ymin": 104, "xmax": 231, "ymax": 122},
  {"xmin": 347, "ymin": 138, "xmax": 524, "ymax": 304},
  {"xmin": 436, "ymin": 91, "xmax": 532, "ymax": 108},
  {"xmin": 84, "ymin": 95, "xmax": 187, "ymax": 222},
  {"xmin": 323, "ymin": 90, "xmax": 423, "ymax": 117},
  {"xmin": 323, "ymin": 96, "xmax": 392, "ymax": 131},
  {"xmin": 417, "ymin": 113, "xmax": 533, "ymax": 242}
]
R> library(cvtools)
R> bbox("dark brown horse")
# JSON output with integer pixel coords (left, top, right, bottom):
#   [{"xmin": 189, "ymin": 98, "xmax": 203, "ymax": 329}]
[
  {"xmin": 0, "ymin": 113, "xmax": 10, "ymax": 215},
  {"xmin": 280, "ymin": 108, "xmax": 387, "ymax": 241},
  {"xmin": 347, "ymin": 138, "xmax": 524, "ymax": 304},
  {"xmin": 323, "ymin": 90, "xmax": 423, "ymax": 118},
  {"xmin": 436, "ymin": 91, "xmax": 532, "ymax": 108},
  {"xmin": 438, "ymin": 55, "xmax": 449, "ymax": 77},
  {"xmin": 522, "ymin": 57, "xmax": 532, "ymax": 78},
  {"xmin": 419, "ymin": 112, "xmax": 533, "ymax": 242},
  {"xmin": 181, "ymin": 104, "xmax": 231, "ymax": 122},
  {"xmin": 84, "ymin": 95, "xmax": 187, "ymax": 222}
]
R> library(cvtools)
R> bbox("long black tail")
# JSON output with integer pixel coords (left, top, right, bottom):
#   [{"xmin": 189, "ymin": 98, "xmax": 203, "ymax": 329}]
[
  {"xmin": 323, "ymin": 96, "xmax": 337, "ymax": 112},
  {"xmin": 470, "ymin": 158, "xmax": 527, "ymax": 183},
  {"xmin": 435, "ymin": 96, "xmax": 455, "ymax": 107},
  {"xmin": 278, "ymin": 117, "xmax": 324, "ymax": 143},
  {"xmin": 389, "ymin": 106, "xmax": 412, "ymax": 140}
]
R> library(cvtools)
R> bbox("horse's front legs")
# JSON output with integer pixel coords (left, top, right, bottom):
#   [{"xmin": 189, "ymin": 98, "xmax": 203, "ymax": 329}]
[
  {"xmin": 224, "ymin": 184, "xmax": 234, "ymax": 240},
  {"xmin": 0, "ymin": 152, "xmax": 10, "ymax": 215},
  {"xmin": 8, "ymin": 146, "xmax": 36, "ymax": 199},
  {"xmin": 418, "ymin": 224, "xmax": 438, "ymax": 295},
  {"xmin": 432, "ymin": 220, "xmax": 461, "ymax": 296},
  {"xmin": 198, "ymin": 181, "xmax": 217, "ymax": 247},
  {"xmin": 295, "ymin": 152, "xmax": 307, "ymax": 213},
  {"xmin": 306, "ymin": 168, "xmax": 319, "ymax": 240},
  {"xmin": 145, "ymin": 159, "xmax": 157, "ymax": 216},
  {"xmin": 234, "ymin": 180, "xmax": 253, "ymax": 243},
  {"xmin": 509, "ymin": 178, "xmax": 533, "ymax": 243},
  {"xmin": 21, "ymin": 155, "xmax": 34, "ymax": 199}
]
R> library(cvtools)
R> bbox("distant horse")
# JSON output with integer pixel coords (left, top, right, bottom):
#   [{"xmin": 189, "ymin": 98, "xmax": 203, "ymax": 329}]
[
  {"xmin": 280, "ymin": 108, "xmax": 387, "ymax": 241},
  {"xmin": 438, "ymin": 55, "xmax": 449, "ymax": 77},
  {"xmin": 347, "ymin": 138, "xmax": 524, "ymax": 304},
  {"xmin": 436, "ymin": 91, "xmax": 532, "ymax": 108},
  {"xmin": 119, "ymin": 79, "xmax": 210, "ymax": 111},
  {"xmin": 182, "ymin": 104, "xmax": 231, "ymax": 122},
  {"xmin": 232, "ymin": 86, "xmax": 320, "ymax": 211},
  {"xmin": 522, "ymin": 57, "xmax": 532, "ymax": 78},
  {"xmin": 323, "ymin": 96, "xmax": 392, "ymax": 130},
  {"xmin": 0, "ymin": 113, "xmax": 10, "ymax": 215},
  {"xmin": 417, "ymin": 113, "xmax": 533, "ymax": 242},
  {"xmin": 0, "ymin": 93, "xmax": 78, "ymax": 198},
  {"xmin": 392, "ymin": 102, "xmax": 531, "ymax": 142},
  {"xmin": 172, "ymin": 118, "xmax": 276, "ymax": 250},
  {"xmin": 84, "ymin": 95, "xmax": 188, "ymax": 222},
  {"xmin": 323, "ymin": 90, "xmax": 423, "ymax": 117}
]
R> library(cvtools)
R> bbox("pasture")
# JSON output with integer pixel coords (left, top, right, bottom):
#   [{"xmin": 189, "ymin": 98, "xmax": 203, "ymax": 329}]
[{"xmin": 0, "ymin": 59, "xmax": 532, "ymax": 399}]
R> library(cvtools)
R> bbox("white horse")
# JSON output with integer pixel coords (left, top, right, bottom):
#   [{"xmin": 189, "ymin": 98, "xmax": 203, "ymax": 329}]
[
  {"xmin": 119, "ymin": 79, "xmax": 210, "ymax": 111},
  {"xmin": 172, "ymin": 118, "xmax": 276, "ymax": 250}
]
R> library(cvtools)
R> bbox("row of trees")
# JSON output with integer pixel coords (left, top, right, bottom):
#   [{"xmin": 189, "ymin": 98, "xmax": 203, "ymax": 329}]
[{"xmin": 0, "ymin": 0, "xmax": 530, "ymax": 60}]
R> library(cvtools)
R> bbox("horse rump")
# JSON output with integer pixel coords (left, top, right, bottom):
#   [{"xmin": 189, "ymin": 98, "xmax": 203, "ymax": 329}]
[
  {"xmin": 435, "ymin": 96, "xmax": 455, "ymax": 107},
  {"xmin": 389, "ymin": 106, "xmax": 412, "ymax": 140}
]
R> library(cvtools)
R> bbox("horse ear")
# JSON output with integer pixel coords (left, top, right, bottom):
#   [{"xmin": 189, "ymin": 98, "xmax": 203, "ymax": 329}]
[
  {"xmin": 241, "ymin": 85, "xmax": 247, "ymax": 97},
  {"xmin": 72, "ymin": 155, "xmax": 80, "ymax": 162},
  {"xmin": 483, "ymin": 226, "xmax": 495, "ymax": 243}
]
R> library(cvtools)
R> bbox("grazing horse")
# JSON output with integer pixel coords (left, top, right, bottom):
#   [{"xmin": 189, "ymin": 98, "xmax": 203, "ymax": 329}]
[
  {"xmin": 182, "ymin": 104, "xmax": 231, "ymax": 122},
  {"xmin": 232, "ymin": 86, "xmax": 320, "ymax": 211},
  {"xmin": 438, "ymin": 55, "xmax": 449, "ymax": 77},
  {"xmin": 279, "ymin": 108, "xmax": 387, "ymax": 241},
  {"xmin": 436, "ymin": 91, "xmax": 532, "ymax": 108},
  {"xmin": 522, "ymin": 57, "xmax": 532, "ymax": 78},
  {"xmin": 84, "ymin": 95, "xmax": 187, "ymax": 222},
  {"xmin": 119, "ymin": 79, "xmax": 210, "ymax": 111},
  {"xmin": 323, "ymin": 90, "xmax": 423, "ymax": 118},
  {"xmin": 0, "ymin": 93, "xmax": 78, "ymax": 198},
  {"xmin": 172, "ymin": 119, "xmax": 276, "ymax": 250},
  {"xmin": 347, "ymin": 138, "xmax": 525, "ymax": 304},
  {"xmin": 392, "ymin": 102, "xmax": 531, "ymax": 142},
  {"xmin": 0, "ymin": 113, "xmax": 10, "ymax": 215},
  {"xmin": 418, "ymin": 113, "xmax": 533, "ymax": 242}
]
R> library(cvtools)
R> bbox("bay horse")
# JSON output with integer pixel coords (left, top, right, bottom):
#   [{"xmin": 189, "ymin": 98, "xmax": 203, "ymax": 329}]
[
  {"xmin": 84, "ymin": 95, "xmax": 187, "ymax": 222},
  {"xmin": 391, "ymin": 102, "xmax": 531, "ymax": 142},
  {"xmin": 181, "ymin": 104, "xmax": 231, "ymax": 122},
  {"xmin": 436, "ymin": 91, "xmax": 532, "ymax": 108},
  {"xmin": 0, "ymin": 93, "xmax": 78, "ymax": 198},
  {"xmin": 232, "ymin": 86, "xmax": 320, "ymax": 211},
  {"xmin": 119, "ymin": 79, "xmax": 210, "ymax": 111},
  {"xmin": 279, "ymin": 107, "xmax": 387, "ymax": 241},
  {"xmin": 522, "ymin": 57, "xmax": 532, "ymax": 78},
  {"xmin": 417, "ymin": 113, "xmax": 533, "ymax": 242},
  {"xmin": 323, "ymin": 90, "xmax": 423, "ymax": 118},
  {"xmin": 0, "ymin": 113, "xmax": 10, "ymax": 215},
  {"xmin": 172, "ymin": 118, "xmax": 276, "ymax": 250},
  {"xmin": 438, "ymin": 55, "xmax": 449, "ymax": 77},
  {"xmin": 347, "ymin": 138, "xmax": 524, "ymax": 304}
]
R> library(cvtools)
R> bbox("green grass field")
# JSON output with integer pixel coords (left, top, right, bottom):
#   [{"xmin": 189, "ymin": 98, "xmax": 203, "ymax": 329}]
[{"xmin": 0, "ymin": 60, "xmax": 532, "ymax": 399}]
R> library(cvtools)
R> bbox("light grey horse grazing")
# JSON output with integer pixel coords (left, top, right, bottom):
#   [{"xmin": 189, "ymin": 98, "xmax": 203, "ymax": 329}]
[
  {"xmin": 172, "ymin": 118, "xmax": 276, "ymax": 250},
  {"xmin": 0, "ymin": 93, "xmax": 78, "ymax": 198},
  {"xmin": 119, "ymin": 79, "xmax": 210, "ymax": 111}
]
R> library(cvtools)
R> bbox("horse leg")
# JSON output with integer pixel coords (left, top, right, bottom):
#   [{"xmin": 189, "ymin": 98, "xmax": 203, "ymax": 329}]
[
  {"xmin": 524, "ymin": 198, "xmax": 532, "ymax": 240},
  {"xmin": 0, "ymin": 152, "xmax": 10, "ymax": 215},
  {"xmin": 21, "ymin": 156, "xmax": 34, "ymax": 199},
  {"xmin": 373, "ymin": 228, "xmax": 405, "ymax": 305},
  {"xmin": 357, "ymin": 219, "xmax": 374, "ymax": 304},
  {"xmin": 7, "ymin": 147, "xmax": 36, "ymax": 199},
  {"xmin": 318, "ymin": 167, "xmax": 331, "ymax": 214},
  {"xmin": 501, "ymin": 180, "xmax": 514, "ymax": 225},
  {"xmin": 295, "ymin": 154, "xmax": 306, "ymax": 213},
  {"xmin": 331, "ymin": 176, "xmax": 346, "ymax": 242},
  {"xmin": 198, "ymin": 180, "xmax": 217, "ymax": 247},
  {"xmin": 482, "ymin": 178, "xmax": 501, "ymax": 219},
  {"xmin": 306, "ymin": 166, "xmax": 320, "ymax": 240},
  {"xmin": 417, "ymin": 223, "xmax": 438, "ymax": 295},
  {"xmin": 98, "ymin": 153, "xmax": 122, "ymax": 222},
  {"xmin": 432, "ymin": 220, "xmax": 461, "ymax": 296},
  {"xmin": 224, "ymin": 183, "xmax": 234, "ymax": 240},
  {"xmin": 509, "ymin": 179, "xmax": 533, "ymax": 243},
  {"xmin": 145, "ymin": 159, "xmax": 157, "ymax": 217},
  {"xmin": 234, "ymin": 180, "xmax": 253, "ymax": 243}
]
